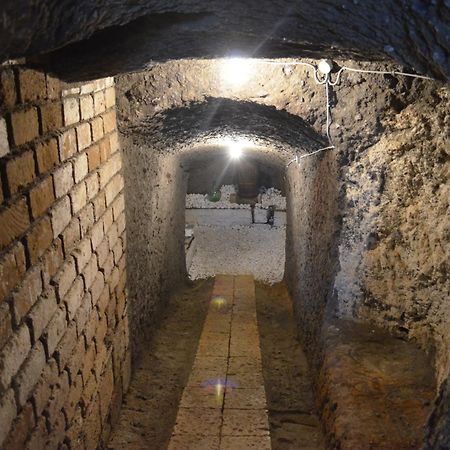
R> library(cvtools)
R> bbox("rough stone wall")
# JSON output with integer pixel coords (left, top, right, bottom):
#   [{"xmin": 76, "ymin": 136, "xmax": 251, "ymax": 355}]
[
  {"xmin": 334, "ymin": 85, "xmax": 450, "ymax": 386},
  {"xmin": 285, "ymin": 152, "xmax": 339, "ymax": 363},
  {"xmin": 121, "ymin": 136, "xmax": 186, "ymax": 354},
  {"xmin": 115, "ymin": 59, "xmax": 449, "ymax": 389},
  {"xmin": 0, "ymin": 66, "xmax": 130, "ymax": 449}
]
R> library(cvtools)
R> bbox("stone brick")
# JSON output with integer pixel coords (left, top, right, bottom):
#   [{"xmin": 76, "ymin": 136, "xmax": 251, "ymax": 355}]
[
  {"xmin": 74, "ymin": 291, "xmax": 92, "ymax": 334},
  {"xmin": 79, "ymin": 203, "xmax": 95, "ymax": 237},
  {"xmin": 11, "ymin": 265, "xmax": 43, "ymax": 325},
  {"xmin": 97, "ymin": 287, "xmax": 110, "ymax": 316},
  {"xmin": 96, "ymin": 238, "xmax": 109, "ymax": 268},
  {"xmin": 66, "ymin": 334, "xmax": 86, "ymax": 381},
  {"xmin": 91, "ymin": 116, "xmax": 104, "ymax": 142},
  {"xmin": 93, "ymin": 90, "xmax": 106, "ymax": 115},
  {"xmin": 106, "ymin": 173, "xmax": 123, "ymax": 206},
  {"xmin": 41, "ymin": 239, "xmax": 64, "ymax": 285},
  {"xmin": 103, "ymin": 208, "xmax": 113, "ymax": 233},
  {"xmin": 104, "ymin": 86, "xmax": 116, "ymax": 109},
  {"xmin": 0, "ymin": 242, "xmax": 26, "ymax": 303},
  {"xmin": 50, "ymin": 195, "xmax": 71, "ymax": 238},
  {"xmin": 5, "ymin": 150, "xmax": 36, "ymax": 194},
  {"xmin": 0, "ymin": 324, "xmax": 31, "ymax": 392},
  {"xmin": 32, "ymin": 357, "xmax": 58, "ymax": 417},
  {"xmin": 73, "ymin": 152, "xmax": 88, "ymax": 182},
  {"xmin": 53, "ymin": 257, "xmax": 76, "ymax": 300},
  {"xmin": 95, "ymin": 312, "xmax": 107, "ymax": 347},
  {"xmin": 64, "ymin": 373, "xmax": 83, "ymax": 423},
  {"xmin": 63, "ymin": 97, "xmax": 80, "ymax": 126},
  {"xmin": 29, "ymin": 176, "xmax": 55, "ymax": 219},
  {"xmin": 82, "ymin": 255, "xmax": 98, "ymax": 290},
  {"xmin": 19, "ymin": 69, "xmax": 47, "ymax": 102},
  {"xmin": 28, "ymin": 288, "xmax": 58, "ymax": 344},
  {"xmin": 39, "ymin": 101, "xmax": 63, "ymax": 133},
  {"xmin": 64, "ymin": 276, "xmax": 84, "ymax": 321},
  {"xmin": 25, "ymin": 416, "xmax": 47, "ymax": 450},
  {"xmin": 91, "ymin": 272, "xmax": 105, "ymax": 305},
  {"xmin": 102, "ymin": 109, "xmax": 117, "ymax": 134},
  {"xmin": 10, "ymin": 107, "xmax": 39, "ymax": 146},
  {"xmin": 85, "ymin": 172, "xmax": 99, "ymax": 201},
  {"xmin": 81, "ymin": 83, "xmax": 95, "ymax": 95},
  {"xmin": 0, "ymin": 117, "xmax": 10, "ymax": 158},
  {"xmin": 58, "ymin": 128, "xmax": 77, "ymax": 161},
  {"xmin": 99, "ymin": 136, "xmax": 111, "ymax": 163},
  {"xmin": 84, "ymin": 397, "xmax": 102, "ymax": 450},
  {"xmin": 0, "ymin": 196, "xmax": 30, "ymax": 248},
  {"xmin": 0, "ymin": 388, "xmax": 17, "ymax": 447},
  {"xmin": 66, "ymin": 405, "xmax": 84, "ymax": 449},
  {"xmin": 112, "ymin": 240, "xmax": 123, "ymax": 266},
  {"xmin": 46, "ymin": 75, "xmax": 61, "ymax": 100},
  {"xmin": 27, "ymin": 215, "xmax": 53, "ymax": 265},
  {"xmin": 55, "ymin": 322, "xmax": 77, "ymax": 371},
  {"xmin": 62, "ymin": 86, "xmax": 80, "ymax": 97},
  {"xmin": 45, "ymin": 410, "xmax": 66, "ymax": 449},
  {"xmin": 70, "ymin": 181, "xmax": 87, "ymax": 214},
  {"xmin": 76, "ymin": 122, "xmax": 91, "ymax": 151},
  {"xmin": 3, "ymin": 401, "xmax": 35, "ymax": 450},
  {"xmin": 90, "ymin": 221, "xmax": 104, "ymax": 251},
  {"xmin": 80, "ymin": 95, "xmax": 94, "ymax": 120},
  {"xmin": 64, "ymin": 276, "xmax": 84, "ymax": 320},
  {"xmin": 35, "ymin": 138, "xmax": 59, "ymax": 174},
  {"xmin": 13, "ymin": 341, "xmax": 46, "ymax": 407},
  {"xmin": 84, "ymin": 318, "xmax": 98, "ymax": 355},
  {"xmin": 81, "ymin": 373, "xmax": 98, "ymax": 412},
  {"xmin": 73, "ymin": 237, "xmax": 92, "ymax": 273},
  {"xmin": 98, "ymin": 356, "xmax": 114, "ymax": 422},
  {"xmin": 109, "ymin": 131, "xmax": 120, "ymax": 154},
  {"xmin": 0, "ymin": 69, "xmax": 17, "ymax": 109},
  {"xmin": 0, "ymin": 302, "xmax": 12, "ymax": 351},
  {"xmin": 43, "ymin": 308, "xmax": 67, "ymax": 357},
  {"xmin": 61, "ymin": 217, "xmax": 81, "ymax": 256},
  {"xmin": 112, "ymin": 193, "xmax": 125, "ymax": 220},
  {"xmin": 86, "ymin": 144, "xmax": 101, "ymax": 171},
  {"xmin": 92, "ymin": 191, "xmax": 106, "ymax": 220},
  {"xmin": 53, "ymin": 162, "xmax": 73, "ymax": 198}
]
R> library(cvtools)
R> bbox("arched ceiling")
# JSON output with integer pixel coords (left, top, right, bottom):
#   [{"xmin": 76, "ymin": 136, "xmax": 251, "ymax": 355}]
[
  {"xmin": 0, "ymin": 1, "xmax": 448, "ymax": 80},
  {"xmin": 123, "ymin": 98, "xmax": 327, "ymax": 164}
]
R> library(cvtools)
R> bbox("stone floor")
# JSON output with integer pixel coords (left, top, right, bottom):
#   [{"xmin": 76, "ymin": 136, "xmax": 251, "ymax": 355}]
[
  {"xmin": 168, "ymin": 275, "xmax": 271, "ymax": 449},
  {"xmin": 107, "ymin": 276, "xmax": 325, "ymax": 450}
]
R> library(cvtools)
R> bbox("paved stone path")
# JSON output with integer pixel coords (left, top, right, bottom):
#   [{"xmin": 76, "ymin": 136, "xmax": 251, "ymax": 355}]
[{"xmin": 168, "ymin": 275, "xmax": 272, "ymax": 450}]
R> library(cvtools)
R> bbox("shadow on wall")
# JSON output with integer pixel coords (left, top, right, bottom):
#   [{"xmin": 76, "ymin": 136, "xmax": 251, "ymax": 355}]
[{"xmin": 285, "ymin": 149, "xmax": 340, "ymax": 369}]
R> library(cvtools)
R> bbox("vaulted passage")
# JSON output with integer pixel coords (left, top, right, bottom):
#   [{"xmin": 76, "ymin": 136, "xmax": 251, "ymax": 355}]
[{"xmin": 0, "ymin": 3, "xmax": 449, "ymax": 450}]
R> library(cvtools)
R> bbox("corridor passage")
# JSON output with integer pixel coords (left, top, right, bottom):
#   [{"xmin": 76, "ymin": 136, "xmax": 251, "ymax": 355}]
[{"xmin": 108, "ymin": 276, "xmax": 324, "ymax": 449}]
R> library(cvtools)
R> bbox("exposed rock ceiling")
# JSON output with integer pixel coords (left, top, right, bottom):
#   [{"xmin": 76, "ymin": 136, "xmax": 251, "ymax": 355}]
[{"xmin": 0, "ymin": 1, "xmax": 448, "ymax": 81}]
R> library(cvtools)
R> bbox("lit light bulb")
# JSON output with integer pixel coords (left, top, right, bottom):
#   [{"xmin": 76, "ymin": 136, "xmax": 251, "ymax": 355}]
[
  {"xmin": 229, "ymin": 142, "xmax": 243, "ymax": 160},
  {"xmin": 318, "ymin": 59, "xmax": 333, "ymax": 75},
  {"xmin": 222, "ymin": 58, "xmax": 253, "ymax": 86}
]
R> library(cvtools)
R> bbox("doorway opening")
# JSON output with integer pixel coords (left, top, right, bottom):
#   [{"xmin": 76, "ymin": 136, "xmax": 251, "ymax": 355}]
[{"xmin": 183, "ymin": 147, "xmax": 286, "ymax": 284}]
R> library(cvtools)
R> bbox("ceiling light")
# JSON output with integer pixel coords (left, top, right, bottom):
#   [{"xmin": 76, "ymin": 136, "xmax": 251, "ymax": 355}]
[
  {"xmin": 318, "ymin": 59, "xmax": 333, "ymax": 75},
  {"xmin": 229, "ymin": 142, "xmax": 243, "ymax": 160},
  {"xmin": 222, "ymin": 57, "xmax": 253, "ymax": 86}
]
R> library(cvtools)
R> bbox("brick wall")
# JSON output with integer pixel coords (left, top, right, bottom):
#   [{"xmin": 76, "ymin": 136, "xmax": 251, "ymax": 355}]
[{"xmin": 0, "ymin": 66, "xmax": 130, "ymax": 449}]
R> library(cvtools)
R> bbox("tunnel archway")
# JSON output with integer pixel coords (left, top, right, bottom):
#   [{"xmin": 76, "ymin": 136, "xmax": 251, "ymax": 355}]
[{"xmin": 120, "ymin": 98, "xmax": 338, "ymax": 360}]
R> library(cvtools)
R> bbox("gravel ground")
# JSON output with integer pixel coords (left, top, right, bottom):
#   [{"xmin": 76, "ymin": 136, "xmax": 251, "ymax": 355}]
[{"xmin": 188, "ymin": 224, "xmax": 286, "ymax": 284}]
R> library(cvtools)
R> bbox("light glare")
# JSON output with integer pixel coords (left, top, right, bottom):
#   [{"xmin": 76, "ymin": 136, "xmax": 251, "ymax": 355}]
[
  {"xmin": 222, "ymin": 58, "xmax": 252, "ymax": 86},
  {"xmin": 229, "ymin": 142, "xmax": 243, "ymax": 160}
]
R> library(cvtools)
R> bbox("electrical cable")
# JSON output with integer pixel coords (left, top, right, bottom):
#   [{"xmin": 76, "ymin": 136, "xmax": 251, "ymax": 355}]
[{"xmin": 266, "ymin": 59, "xmax": 436, "ymax": 168}]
